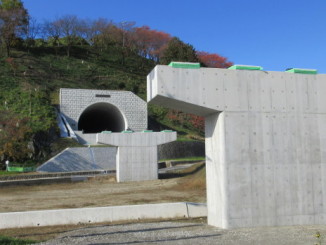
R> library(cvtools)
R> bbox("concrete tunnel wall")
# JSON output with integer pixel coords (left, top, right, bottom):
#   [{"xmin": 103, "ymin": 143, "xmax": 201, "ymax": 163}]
[
  {"xmin": 60, "ymin": 88, "xmax": 147, "ymax": 132},
  {"xmin": 147, "ymin": 64, "xmax": 326, "ymax": 229}
]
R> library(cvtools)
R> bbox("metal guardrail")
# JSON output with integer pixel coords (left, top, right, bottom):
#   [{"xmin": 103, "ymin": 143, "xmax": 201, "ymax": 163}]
[{"xmin": 0, "ymin": 170, "xmax": 116, "ymax": 182}]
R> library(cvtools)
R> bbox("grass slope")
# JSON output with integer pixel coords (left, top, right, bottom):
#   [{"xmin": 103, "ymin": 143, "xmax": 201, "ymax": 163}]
[{"xmin": 0, "ymin": 46, "xmax": 153, "ymax": 99}]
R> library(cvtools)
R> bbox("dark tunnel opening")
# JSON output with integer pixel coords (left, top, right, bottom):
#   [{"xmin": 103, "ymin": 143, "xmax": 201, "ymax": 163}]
[{"xmin": 78, "ymin": 102, "xmax": 126, "ymax": 133}]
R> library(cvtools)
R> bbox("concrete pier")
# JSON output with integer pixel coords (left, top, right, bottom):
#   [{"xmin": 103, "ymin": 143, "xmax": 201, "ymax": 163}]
[
  {"xmin": 147, "ymin": 64, "xmax": 326, "ymax": 228},
  {"xmin": 97, "ymin": 131, "xmax": 176, "ymax": 182}
]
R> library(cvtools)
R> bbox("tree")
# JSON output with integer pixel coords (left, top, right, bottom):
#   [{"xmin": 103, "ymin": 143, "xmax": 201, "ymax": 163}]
[
  {"xmin": 78, "ymin": 18, "xmax": 104, "ymax": 46},
  {"xmin": 56, "ymin": 15, "xmax": 82, "ymax": 57},
  {"xmin": 0, "ymin": 0, "xmax": 23, "ymax": 9},
  {"xmin": 134, "ymin": 26, "xmax": 171, "ymax": 62},
  {"xmin": 0, "ymin": 111, "xmax": 32, "ymax": 162},
  {"xmin": 197, "ymin": 51, "xmax": 233, "ymax": 68},
  {"xmin": 21, "ymin": 16, "xmax": 40, "ymax": 52},
  {"xmin": 159, "ymin": 37, "xmax": 199, "ymax": 65},
  {"xmin": 0, "ymin": 0, "xmax": 29, "ymax": 56},
  {"xmin": 43, "ymin": 18, "xmax": 62, "ymax": 55},
  {"xmin": 90, "ymin": 18, "xmax": 113, "ymax": 49},
  {"xmin": 116, "ymin": 21, "xmax": 136, "ymax": 65}
]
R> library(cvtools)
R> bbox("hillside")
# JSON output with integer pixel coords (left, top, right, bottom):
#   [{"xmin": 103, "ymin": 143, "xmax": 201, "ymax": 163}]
[
  {"xmin": 0, "ymin": 45, "xmax": 204, "ymax": 166},
  {"xmin": 0, "ymin": 46, "xmax": 152, "ymax": 98},
  {"xmin": 0, "ymin": 1, "xmax": 234, "ymax": 166}
]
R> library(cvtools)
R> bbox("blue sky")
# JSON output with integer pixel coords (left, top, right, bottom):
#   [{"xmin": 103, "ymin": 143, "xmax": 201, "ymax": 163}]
[{"xmin": 24, "ymin": 0, "xmax": 326, "ymax": 73}]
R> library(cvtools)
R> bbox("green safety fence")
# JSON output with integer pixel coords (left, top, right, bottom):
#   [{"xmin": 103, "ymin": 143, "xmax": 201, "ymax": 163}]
[{"xmin": 7, "ymin": 166, "xmax": 36, "ymax": 173}]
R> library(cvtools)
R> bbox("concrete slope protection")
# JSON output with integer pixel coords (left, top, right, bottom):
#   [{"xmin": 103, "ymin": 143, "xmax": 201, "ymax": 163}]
[
  {"xmin": 147, "ymin": 64, "xmax": 326, "ymax": 229},
  {"xmin": 37, "ymin": 147, "xmax": 116, "ymax": 172}
]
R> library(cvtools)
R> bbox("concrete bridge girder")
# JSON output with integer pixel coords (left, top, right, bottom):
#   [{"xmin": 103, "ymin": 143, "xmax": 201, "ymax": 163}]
[{"xmin": 147, "ymin": 65, "xmax": 326, "ymax": 228}]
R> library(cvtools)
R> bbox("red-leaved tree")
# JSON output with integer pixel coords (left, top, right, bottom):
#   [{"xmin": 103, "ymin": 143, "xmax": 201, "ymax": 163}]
[
  {"xmin": 197, "ymin": 51, "xmax": 233, "ymax": 68},
  {"xmin": 134, "ymin": 26, "xmax": 171, "ymax": 62}
]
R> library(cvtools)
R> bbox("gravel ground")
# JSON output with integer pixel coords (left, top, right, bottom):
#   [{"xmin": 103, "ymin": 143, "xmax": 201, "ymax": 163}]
[{"xmin": 38, "ymin": 221, "xmax": 326, "ymax": 245}]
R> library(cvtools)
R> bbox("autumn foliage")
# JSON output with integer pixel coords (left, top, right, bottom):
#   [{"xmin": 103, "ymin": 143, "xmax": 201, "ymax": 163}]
[
  {"xmin": 0, "ymin": 111, "xmax": 32, "ymax": 162},
  {"xmin": 134, "ymin": 26, "xmax": 171, "ymax": 62},
  {"xmin": 197, "ymin": 51, "xmax": 233, "ymax": 68},
  {"xmin": 167, "ymin": 110, "xmax": 204, "ymax": 134}
]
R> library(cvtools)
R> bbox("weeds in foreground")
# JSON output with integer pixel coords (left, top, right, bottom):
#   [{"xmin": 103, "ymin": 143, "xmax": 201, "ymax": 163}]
[
  {"xmin": 315, "ymin": 231, "xmax": 322, "ymax": 245},
  {"xmin": 0, "ymin": 235, "xmax": 37, "ymax": 244}
]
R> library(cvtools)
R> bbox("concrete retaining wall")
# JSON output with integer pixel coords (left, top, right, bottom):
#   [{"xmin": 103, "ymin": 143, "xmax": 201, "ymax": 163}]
[
  {"xmin": 158, "ymin": 141, "xmax": 205, "ymax": 160},
  {"xmin": 75, "ymin": 131, "xmax": 98, "ymax": 145},
  {"xmin": 0, "ymin": 202, "xmax": 207, "ymax": 229}
]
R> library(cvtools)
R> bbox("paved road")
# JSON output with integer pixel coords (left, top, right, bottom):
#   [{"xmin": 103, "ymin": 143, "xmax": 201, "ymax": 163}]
[{"xmin": 39, "ymin": 221, "xmax": 326, "ymax": 245}]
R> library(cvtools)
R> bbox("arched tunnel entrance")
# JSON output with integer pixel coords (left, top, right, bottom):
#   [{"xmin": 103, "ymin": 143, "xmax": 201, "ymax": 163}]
[{"xmin": 78, "ymin": 102, "xmax": 126, "ymax": 133}]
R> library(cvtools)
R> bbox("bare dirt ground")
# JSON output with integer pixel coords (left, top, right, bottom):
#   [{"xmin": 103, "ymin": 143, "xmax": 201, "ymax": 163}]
[
  {"xmin": 2, "ymin": 218, "xmax": 326, "ymax": 245},
  {"xmin": 2, "ymin": 163, "xmax": 326, "ymax": 245},
  {"xmin": 0, "ymin": 162, "xmax": 206, "ymax": 213}
]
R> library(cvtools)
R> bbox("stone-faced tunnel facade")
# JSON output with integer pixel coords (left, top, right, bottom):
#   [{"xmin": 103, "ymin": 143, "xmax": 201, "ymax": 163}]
[
  {"xmin": 147, "ymin": 64, "xmax": 326, "ymax": 229},
  {"xmin": 60, "ymin": 88, "xmax": 147, "ymax": 133}
]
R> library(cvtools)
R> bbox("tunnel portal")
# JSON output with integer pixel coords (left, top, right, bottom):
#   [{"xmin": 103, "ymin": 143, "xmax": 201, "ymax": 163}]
[
  {"xmin": 78, "ymin": 102, "xmax": 126, "ymax": 133},
  {"xmin": 60, "ymin": 88, "xmax": 147, "ymax": 132}
]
